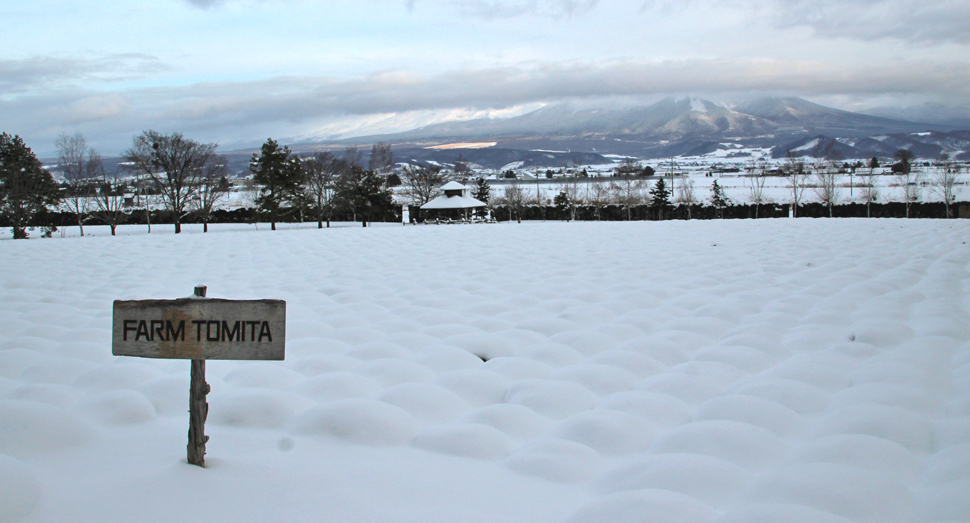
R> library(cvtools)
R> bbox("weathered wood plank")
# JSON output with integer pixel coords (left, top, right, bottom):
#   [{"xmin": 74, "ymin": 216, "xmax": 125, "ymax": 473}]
[{"xmin": 112, "ymin": 298, "xmax": 285, "ymax": 360}]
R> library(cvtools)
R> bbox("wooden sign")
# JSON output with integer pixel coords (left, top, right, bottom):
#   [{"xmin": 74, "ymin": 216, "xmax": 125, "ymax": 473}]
[
  {"xmin": 112, "ymin": 287, "xmax": 286, "ymax": 468},
  {"xmin": 112, "ymin": 297, "xmax": 285, "ymax": 360}
]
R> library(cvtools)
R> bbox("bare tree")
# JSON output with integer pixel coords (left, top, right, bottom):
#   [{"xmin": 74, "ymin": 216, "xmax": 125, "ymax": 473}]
[
  {"xmin": 91, "ymin": 163, "xmax": 127, "ymax": 236},
  {"xmin": 241, "ymin": 177, "xmax": 262, "ymax": 229},
  {"xmin": 896, "ymin": 170, "xmax": 923, "ymax": 218},
  {"xmin": 813, "ymin": 164, "xmax": 841, "ymax": 218},
  {"xmin": 368, "ymin": 142, "xmax": 394, "ymax": 179},
  {"xmin": 500, "ymin": 179, "xmax": 526, "ymax": 223},
  {"xmin": 55, "ymin": 132, "xmax": 97, "ymax": 236},
  {"xmin": 345, "ymin": 146, "xmax": 363, "ymax": 168},
  {"xmin": 609, "ymin": 177, "xmax": 645, "ymax": 221},
  {"xmin": 400, "ymin": 164, "xmax": 448, "ymax": 207},
  {"xmin": 588, "ymin": 180, "xmax": 611, "ymax": 220},
  {"xmin": 859, "ymin": 163, "xmax": 879, "ymax": 218},
  {"xmin": 124, "ymin": 131, "xmax": 219, "ymax": 233},
  {"xmin": 192, "ymin": 155, "xmax": 230, "ymax": 232},
  {"xmin": 784, "ymin": 150, "xmax": 807, "ymax": 217},
  {"xmin": 303, "ymin": 152, "xmax": 344, "ymax": 228},
  {"xmin": 674, "ymin": 177, "xmax": 698, "ymax": 219},
  {"xmin": 747, "ymin": 163, "xmax": 768, "ymax": 219},
  {"xmin": 932, "ymin": 153, "xmax": 959, "ymax": 218}
]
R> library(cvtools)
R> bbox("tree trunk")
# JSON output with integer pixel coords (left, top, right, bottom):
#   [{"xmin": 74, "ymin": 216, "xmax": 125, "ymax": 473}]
[
  {"xmin": 318, "ymin": 220, "xmax": 323, "ymax": 229},
  {"xmin": 78, "ymin": 222, "xmax": 85, "ymax": 237},
  {"xmin": 187, "ymin": 359, "xmax": 209, "ymax": 467},
  {"xmin": 271, "ymin": 222, "xmax": 276, "ymax": 231},
  {"xmin": 110, "ymin": 225, "xmax": 117, "ymax": 236},
  {"xmin": 203, "ymin": 222, "xmax": 208, "ymax": 233},
  {"xmin": 174, "ymin": 220, "xmax": 181, "ymax": 234}
]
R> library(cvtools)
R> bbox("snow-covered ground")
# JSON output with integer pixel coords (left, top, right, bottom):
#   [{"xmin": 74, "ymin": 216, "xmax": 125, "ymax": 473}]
[{"xmin": 2, "ymin": 220, "xmax": 969, "ymax": 523}]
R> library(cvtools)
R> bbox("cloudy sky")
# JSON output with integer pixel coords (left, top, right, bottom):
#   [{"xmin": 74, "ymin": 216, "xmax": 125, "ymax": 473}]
[{"xmin": 3, "ymin": 0, "xmax": 969, "ymax": 156}]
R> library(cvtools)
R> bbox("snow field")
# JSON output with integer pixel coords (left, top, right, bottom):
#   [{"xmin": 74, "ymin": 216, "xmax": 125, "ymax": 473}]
[{"xmin": 1, "ymin": 219, "xmax": 969, "ymax": 522}]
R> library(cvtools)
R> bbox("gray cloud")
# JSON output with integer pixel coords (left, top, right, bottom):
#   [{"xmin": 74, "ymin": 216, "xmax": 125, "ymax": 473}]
[
  {"xmin": 0, "ymin": 54, "xmax": 167, "ymax": 94},
  {"xmin": 453, "ymin": 0, "xmax": 600, "ymax": 18},
  {"xmin": 769, "ymin": 0, "xmax": 970, "ymax": 44},
  {"xmin": 7, "ymin": 57, "xmax": 970, "ymax": 155},
  {"xmin": 179, "ymin": 0, "xmax": 599, "ymax": 18},
  {"xmin": 641, "ymin": 0, "xmax": 970, "ymax": 45}
]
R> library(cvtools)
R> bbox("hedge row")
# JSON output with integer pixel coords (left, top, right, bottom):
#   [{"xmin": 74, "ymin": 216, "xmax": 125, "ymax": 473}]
[
  {"xmin": 491, "ymin": 201, "xmax": 966, "ymax": 221},
  {"xmin": 6, "ymin": 201, "xmax": 966, "ymax": 231}
]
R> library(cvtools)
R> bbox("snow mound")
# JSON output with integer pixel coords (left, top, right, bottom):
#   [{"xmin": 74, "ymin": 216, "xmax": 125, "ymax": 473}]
[
  {"xmin": 796, "ymin": 434, "xmax": 923, "ymax": 479},
  {"xmin": 73, "ymin": 362, "xmax": 167, "ymax": 393},
  {"xmin": 413, "ymin": 423, "xmax": 512, "ymax": 460},
  {"xmin": 732, "ymin": 377, "xmax": 831, "ymax": 413},
  {"xmin": 460, "ymin": 403, "xmax": 552, "ymax": 439},
  {"xmin": 548, "ymin": 363, "xmax": 637, "ymax": 396},
  {"xmin": 379, "ymin": 382, "xmax": 471, "ymax": 424},
  {"xmin": 830, "ymin": 382, "xmax": 945, "ymax": 417},
  {"xmin": 693, "ymin": 345, "xmax": 775, "ymax": 373},
  {"xmin": 288, "ymin": 353, "xmax": 361, "ymax": 376},
  {"xmin": 6, "ymin": 383, "xmax": 80, "ymax": 409},
  {"xmin": 550, "ymin": 409, "xmax": 656, "ymax": 455},
  {"xmin": 356, "ymin": 358, "xmax": 434, "ymax": 387},
  {"xmin": 523, "ymin": 342, "xmax": 585, "ymax": 368},
  {"xmin": 911, "ymin": 478, "xmax": 970, "ymax": 523},
  {"xmin": 297, "ymin": 371, "xmax": 383, "ymax": 403},
  {"xmin": 551, "ymin": 331, "xmax": 621, "ymax": 357},
  {"xmin": 210, "ymin": 389, "xmax": 313, "ymax": 428},
  {"xmin": 597, "ymin": 391, "xmax": 691, "ymax": 428},
  {"xmin": 222, "ymin": 363, "xmax": 305, "ymax": 391},
  {"xmin": 649, "ymin": 420, "xmax": 787, "ymax": 470},
  {"xmin": 920, "ymin": 443, "xmax": 970, "ymax": 485},
  {"xmin": 567, "ymin": 489, "xmax": 716, "ymax": 523},
  {"xmin": 586, "ymin": 349, "xmax": 667, "ymax": 378},
  {"xmin": 814, "ymin": 404, "xmax": 932, "ymax": 452},
  {"xmin": 694, "ymin": 394, "xmax": 805, "ymax": 437},
  {"xmin": 434, "ymin": 369, "xmax": 511, "ymax": 407},
  {"xmin": 412, "ymin": 344, "xmax": 484, "ymax": 372},
  {"xmin": 483, "ymin": 357, "xmax": 553, "ymax": 380},
  {"xmin": 505, "ymin": 438, "xmax": 602, "ymax": 483},
  {"xmin": 79, "ymin": 390, "xmax": 156, "ymax": 425},
  {"xmin": 0, "ymin": 454, "xmax": 42, "ymax": 522},
  {"xmin": 714, "ymin": 502, "xmax": 855, "ymax": 523},
  {"xmin": 747, "ymin": 463, "xmax": 912, "ymax": 523},
  {"xmin": 596, "ymin": 453, "xmax": 752, "ymax": 507},
  {"xmin": 505, "ymin": 379, "xmax": 598, "ymax": 419},
  {"xmin": 0, "ymin": 400, "xmax": 91, "ymax": 456},
  {"xmin": 290, "ymin": 398, "xmax": 417, "ymax": 446}
]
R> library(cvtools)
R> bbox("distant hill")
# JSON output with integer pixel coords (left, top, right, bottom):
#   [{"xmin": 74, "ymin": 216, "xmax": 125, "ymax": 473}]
[
  {"xmin": 861, "ymin": 103, "xmax": 970, "ymax": 129},
  {"xmin": 291, "ymin": 96, "xmax": 968, "ymax": 164}
]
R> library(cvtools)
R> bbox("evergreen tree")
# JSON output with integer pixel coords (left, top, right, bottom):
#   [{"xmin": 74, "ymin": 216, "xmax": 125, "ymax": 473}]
[
  {"xmin": 472, "ymin": 177, "xmax": 491, "ymax": 218},
  {"xmin": 337, "ymin": 166, "xmax": 394, "ymax": 227},
  {"xmin": 0, "ymin": 133, "xmax": 60, "ymax": 239},
  {"xmin": 650, "ymin": 178, "xmax": 671, "ymax": 220},
  {"xmin": 710, "ymin": 179, "xmax": 729, "ymax": 219},
  {"xmin": 554, "ymin": 189, "xmax": 570, "ymax": 220},
  {"xmin": 250, "ymin": 138, "xmax": 304, "ymax": 230}
]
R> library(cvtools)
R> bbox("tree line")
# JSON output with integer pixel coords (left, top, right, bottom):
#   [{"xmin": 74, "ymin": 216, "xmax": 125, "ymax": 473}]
[
  {"xmin": 0, "ymin": 131, "xmax": 400, "ymax": 238},
  {"xmin": 1, "ymin": 130, "xmax": 964, "ymax": 239}
]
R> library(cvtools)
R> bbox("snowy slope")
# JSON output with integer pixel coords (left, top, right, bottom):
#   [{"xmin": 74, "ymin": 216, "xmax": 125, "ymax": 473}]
[{"xmin": 1, "ymin": 220, "xmax": 969, "ymax": 523}]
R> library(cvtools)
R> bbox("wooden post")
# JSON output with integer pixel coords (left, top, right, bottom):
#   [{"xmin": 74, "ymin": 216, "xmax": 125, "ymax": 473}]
[{"xmin": 187, "ymin": 285, "xmax": 210, "ymax": 467}]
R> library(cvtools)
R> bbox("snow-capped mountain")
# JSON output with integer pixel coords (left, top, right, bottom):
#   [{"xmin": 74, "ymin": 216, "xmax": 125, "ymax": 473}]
[{"xmin": 296, "ymin": 97, "xmax": 968, "ymax": 162}]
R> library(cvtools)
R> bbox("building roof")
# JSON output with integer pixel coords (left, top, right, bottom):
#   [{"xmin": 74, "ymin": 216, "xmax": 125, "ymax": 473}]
[
  {"xmin": 440, "ymin": 181, "xmax": 467, "ymax": 191},
  {"xmin": 420, "ymin": 194, "xmax": 487, "ymax": 209}
]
